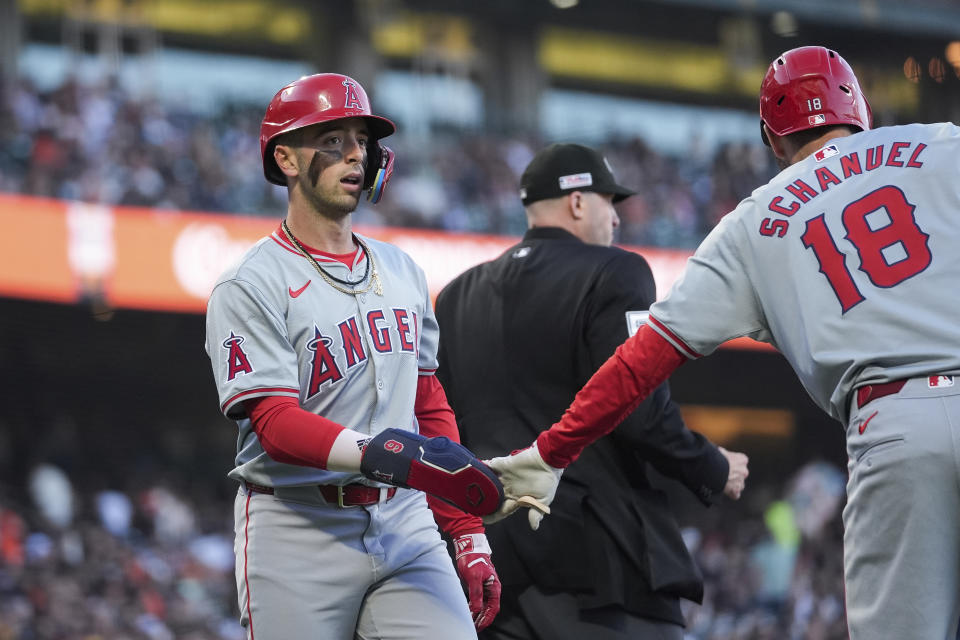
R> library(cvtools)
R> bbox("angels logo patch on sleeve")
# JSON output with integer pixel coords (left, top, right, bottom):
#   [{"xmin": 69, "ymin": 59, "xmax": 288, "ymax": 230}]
[
  {"xmin": 625, "ymin": 310, "xmax": 650, "ymax": 337},
  {"xmin": 223, "ymin": 332, "xmax": 254, "ymax": 380}
]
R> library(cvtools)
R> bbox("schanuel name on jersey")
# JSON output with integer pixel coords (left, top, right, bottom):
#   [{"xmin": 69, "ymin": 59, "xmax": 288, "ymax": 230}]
[{"xmin": 758, "ymin": 139, "xmax": 928, "ymax": 239}]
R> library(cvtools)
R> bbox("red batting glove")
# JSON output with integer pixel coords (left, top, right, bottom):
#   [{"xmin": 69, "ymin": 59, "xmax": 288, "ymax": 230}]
[{"xmin": 453, "ymin": 533, "xmax": 501, "ymax": 631}]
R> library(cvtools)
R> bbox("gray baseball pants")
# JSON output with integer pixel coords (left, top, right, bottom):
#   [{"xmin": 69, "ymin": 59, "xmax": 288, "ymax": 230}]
[
  {"xmin": 233, "ymin": 485, "xmax": 476, "ymax": 640},
  {"xmin": 844, "ymin": 375, "xmax": 960, "ymax": 639}
]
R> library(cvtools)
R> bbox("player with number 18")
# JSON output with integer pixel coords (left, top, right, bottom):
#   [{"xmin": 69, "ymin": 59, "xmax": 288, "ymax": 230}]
[{"xmin": 483, "ymin": 46, "xmax": 960, "ymax": 640}]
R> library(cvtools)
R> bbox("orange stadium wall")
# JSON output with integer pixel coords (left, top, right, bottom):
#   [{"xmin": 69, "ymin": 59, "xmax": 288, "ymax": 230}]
[
  {"xmin": 0, "ymin": 192, "xmax": 695, "ymax": 311},
  {"xmin": 0, "ymin": 192, "xmax": 767, "ymax": 349}
]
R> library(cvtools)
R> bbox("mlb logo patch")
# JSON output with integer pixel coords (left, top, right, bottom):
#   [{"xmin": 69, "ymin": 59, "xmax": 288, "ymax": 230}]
[
  {"xmin": 814, "ymin": 144, "xmax": 839, "ymax": 162},
  {"xmin": 928, "ymin": 375, "xmax": 955, "ymax": 388},
  {"xmin": 559, "ymin": 172, "xmax": 593, "ymax": 189},
  {"xmin": 808, "ymin": 114, "xmax": 826, "ymax": 126}
]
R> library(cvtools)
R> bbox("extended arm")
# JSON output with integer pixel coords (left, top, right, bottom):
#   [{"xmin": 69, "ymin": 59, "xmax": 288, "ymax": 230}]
[
  {"xmin": 243, "ymin": 394, "xmax": 503, "ymax": 517},
  {"xmin": 538, "ymin": 323, "xmax": 686, "ymax": 467},
  {"xmin": 486, "ymin": 324, "xmax": 748, "ymax": 526},
  {"xmin": 485, "ymin": 324, "xmax": 683, "ymax": 524},
  {"xmin": 580, "ymin": 257, "xmax": 736, "ymax": 504}
]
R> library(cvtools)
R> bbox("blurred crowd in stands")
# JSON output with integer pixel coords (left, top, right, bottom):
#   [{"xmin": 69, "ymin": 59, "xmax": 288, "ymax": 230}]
[
  {"xmin": 0, "ymin": 464, "xmax": 242, "ymax": 640},
  {"xmin": 0, "ymin": 76, "xmax": 776, "ymax": 249},
  {"xmin": 0, "ymin": 452, "xmax": 849, "ymax": 639}
]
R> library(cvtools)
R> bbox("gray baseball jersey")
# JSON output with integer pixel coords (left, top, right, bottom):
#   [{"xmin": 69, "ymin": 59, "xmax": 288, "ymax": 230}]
[
  {"xmin": 205, "ymin": 226, "xmax": 477, "ymax": 639},
  {"xmin": 649, "ymin": 122, "xmax": 960, "ymax": 423},
  {"xmin": 647, "ymin": 123, "xmax": 960, "ymax": 638},
  {"xmin": 205, "ymin": 227, "xmax": 439, "ymax": 487}
]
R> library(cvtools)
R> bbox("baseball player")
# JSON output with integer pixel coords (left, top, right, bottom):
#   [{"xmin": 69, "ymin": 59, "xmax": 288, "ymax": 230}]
[
  {"xmin": 483, "ymin": 46, "xmax": 960, "ymax": 639},
  {"xmin": 204, "ymin": 73, "xmax": 502, "ymax": 640}
]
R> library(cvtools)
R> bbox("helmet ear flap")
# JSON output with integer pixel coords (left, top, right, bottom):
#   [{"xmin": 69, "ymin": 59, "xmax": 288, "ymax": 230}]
[
  {"xmin": 264, "ymin": 139, "xmax": 287, "ymax": 185},
  {"xmin": 365, "ymin": 143, "xmax": 395, "ymax": 204}
]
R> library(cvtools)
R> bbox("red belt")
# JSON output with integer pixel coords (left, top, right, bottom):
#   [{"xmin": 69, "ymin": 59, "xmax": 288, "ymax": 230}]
[
  {"xmin": 245, "ymin": 482, "xmax": 396, "ymax": 507},
  {"xmin": 856, "ymin": 379, "xmax": 907, "ymax": 409}
]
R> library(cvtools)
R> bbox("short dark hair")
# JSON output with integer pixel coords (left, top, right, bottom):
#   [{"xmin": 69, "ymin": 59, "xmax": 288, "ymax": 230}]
[{"xmin": 273, "ymin": 128, "xmax": 306, "ymax": 149}]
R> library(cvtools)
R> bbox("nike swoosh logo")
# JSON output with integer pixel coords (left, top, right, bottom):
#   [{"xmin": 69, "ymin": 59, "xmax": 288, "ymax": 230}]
[
  {"xmin": 858, "ymin": 410, "xmax": 879, "ymax": 435},
  {"xmin": 289, "ymin": 280, "xmax": 311, "ymax": 298}
]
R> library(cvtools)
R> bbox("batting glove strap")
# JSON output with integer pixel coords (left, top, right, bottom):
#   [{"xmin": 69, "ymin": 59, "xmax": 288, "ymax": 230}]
[
  {"xmin": 360, "ymin": 428, "xmax": 504, "ymax": 517},
  {"xmin": 453, "ymin": 533, "xmax": 493, "ymax": 559}
]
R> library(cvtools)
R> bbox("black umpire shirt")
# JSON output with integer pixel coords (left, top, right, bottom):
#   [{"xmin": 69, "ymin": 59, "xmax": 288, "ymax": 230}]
[{"xmin": 436, "ymin": 226, "xmax": 730, "ymax": 626}]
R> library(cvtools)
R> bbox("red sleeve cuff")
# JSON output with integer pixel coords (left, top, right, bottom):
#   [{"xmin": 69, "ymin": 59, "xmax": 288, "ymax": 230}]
[
  {"xmin": 537, "ymin": 323, "xmax": 686, "ymax": 468},
  {"xmin": 245, "ymin": 395, "xmax": 345, "ymax": 469}
]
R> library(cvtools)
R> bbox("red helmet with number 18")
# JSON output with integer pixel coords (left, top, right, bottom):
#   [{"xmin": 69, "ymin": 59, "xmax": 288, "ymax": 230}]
[
  {"xmin": 260, "ymin": 73, "xmax": 396, "ymax": 202},
  {"xmin": 759, "ymin": 46, "xmax": 872, "ymax": 145}
]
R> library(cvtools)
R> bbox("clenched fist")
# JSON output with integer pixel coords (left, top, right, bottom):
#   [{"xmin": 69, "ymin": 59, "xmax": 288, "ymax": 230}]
[{"xmin": 719, "ymin": 446, "xmax": 749, "ymax": 499}]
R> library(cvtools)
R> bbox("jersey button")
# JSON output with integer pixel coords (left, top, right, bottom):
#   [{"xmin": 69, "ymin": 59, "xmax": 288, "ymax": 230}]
[
  {"xmin": 377, "ymin": 379, "xmax": 384, "ymax": 390},
  {"xmin": 359, "ymin": 294, "xmax": 367, "ymax": 303}
]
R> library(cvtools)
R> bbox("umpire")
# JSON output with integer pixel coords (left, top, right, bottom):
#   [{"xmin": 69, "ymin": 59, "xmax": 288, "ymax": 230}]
[{"xmin": 436, "ymin": 143, "xmax": 749, "ymax": 639}]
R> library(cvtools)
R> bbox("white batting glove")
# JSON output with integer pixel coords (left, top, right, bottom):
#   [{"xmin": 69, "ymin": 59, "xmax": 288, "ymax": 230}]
[{"xmin": 483, "ymin": 443, "xmax": 563, "ymax": 531}]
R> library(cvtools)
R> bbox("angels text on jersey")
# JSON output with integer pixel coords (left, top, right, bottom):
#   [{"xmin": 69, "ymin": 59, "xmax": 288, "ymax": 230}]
[{"xmin": 221, "ymin": 306, "xmax": 419, "ymax": 398}]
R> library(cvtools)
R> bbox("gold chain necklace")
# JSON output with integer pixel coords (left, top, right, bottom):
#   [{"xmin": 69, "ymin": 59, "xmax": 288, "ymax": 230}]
[{"xmin": 281, "ymin": 221, "xmax": 383, "ymax": 296}]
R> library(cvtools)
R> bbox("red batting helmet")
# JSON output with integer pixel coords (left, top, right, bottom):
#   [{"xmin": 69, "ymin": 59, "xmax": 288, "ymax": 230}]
[
  {"xmin": 759, "ymin": 46, "xmax": 872, "ymax": 145},
  {"xmin": 260, "ymin": 73, "xmax": 396, "ymax": 200}
]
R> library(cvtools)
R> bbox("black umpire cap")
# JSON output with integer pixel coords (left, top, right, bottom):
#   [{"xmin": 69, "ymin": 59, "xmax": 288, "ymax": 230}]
[{"xmin": 519, "ymin": 143, "xmax": 636, "ymax": 206}]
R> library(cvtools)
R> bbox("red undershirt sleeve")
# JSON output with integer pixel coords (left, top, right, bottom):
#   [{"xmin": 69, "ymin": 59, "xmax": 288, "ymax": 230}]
[
  {"xmin": 416, "ymin": 374, "xmax": 484, "ymax": 538},
  {"xmin": 244, "ymin": 395, "xmax": 345, "ymax": 470},
  {"xmin": 536, "ymin": 323, "xmax": 687, "ymax": 468}
]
